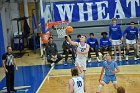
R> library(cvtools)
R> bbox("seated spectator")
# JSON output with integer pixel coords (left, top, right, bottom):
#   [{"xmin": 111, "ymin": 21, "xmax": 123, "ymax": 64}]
[
  {"xmin": 87, "ymin": 33, "xmax": 100, "ymax": 62},
  {"xmin": 45, "ymin": 36, "xmax": 62, "ymax": 66},
  {"xmin": 100, "ymin": 32, "xmax": 112, "ymax": 57},
  {"xmin": 62, "ymin": 35, "xmax": 75, "ymax": 66},
  {"xmin": 117, "ymin": 86, "xmax": 125, "ymax": 93}
]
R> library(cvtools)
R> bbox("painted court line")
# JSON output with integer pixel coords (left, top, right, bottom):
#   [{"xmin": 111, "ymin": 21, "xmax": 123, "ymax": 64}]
[
  {"xmin": 49, "ymin": 72, "xmax": 140, "ymax": 78},
  {"xmin": 36, "ymin": 65, "xmax": 55, "ymax": 93}
]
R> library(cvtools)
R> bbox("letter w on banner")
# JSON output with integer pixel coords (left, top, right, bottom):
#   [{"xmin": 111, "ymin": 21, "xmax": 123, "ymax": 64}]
[{"xmin": 52, "ymin": 0, "xmax": 140, "ymax": 22}]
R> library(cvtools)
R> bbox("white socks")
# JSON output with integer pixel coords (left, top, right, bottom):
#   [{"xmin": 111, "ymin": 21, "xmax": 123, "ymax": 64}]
[{"xmin": 96, "ymin": 84, "xmax": 103, "ymax": 93}]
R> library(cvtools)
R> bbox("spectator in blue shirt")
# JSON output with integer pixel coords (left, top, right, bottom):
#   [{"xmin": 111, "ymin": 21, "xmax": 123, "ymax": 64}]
[
  {"xmin": 109, "ymin": 18, "xmax": 123, "ymax": 61},
  {"xmin": 87, "ymin": 33, "xmax": 100, "ymax": 62},
  {"xmin": 123, "ymin": 21, "xmax": 138, "ymax": 61},
  {"xmin": 100, "ymin": 32, "xmax": 112, "ymax": 57},
  {"xmin": 75, "ymin": 34, "xmax": 81, "ymax": 42}
]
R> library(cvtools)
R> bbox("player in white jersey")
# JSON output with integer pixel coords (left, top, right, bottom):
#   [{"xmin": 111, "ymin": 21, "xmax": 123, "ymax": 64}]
[
  {"xmin": 66, "ymin": 35, "xmax": 89, "ymax": 74},
  {"xmin": 68, "ymin": 68, "xmax": 85, "ymax": 93}
]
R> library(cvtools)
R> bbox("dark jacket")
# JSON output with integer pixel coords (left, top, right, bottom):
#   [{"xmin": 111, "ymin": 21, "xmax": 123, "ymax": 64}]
[
  {"xmin": 45, "ymin": 42, "xmax": 58, "ymax": 56},
  {"xmin": 62, "ymin": 40, "xmax": 72, "ymax": 50}
]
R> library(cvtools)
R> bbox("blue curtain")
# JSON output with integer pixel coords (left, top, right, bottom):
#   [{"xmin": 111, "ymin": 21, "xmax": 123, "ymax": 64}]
[{"xmin": 0, "ymin": 14, "xmax": 5, "ymax": 67}]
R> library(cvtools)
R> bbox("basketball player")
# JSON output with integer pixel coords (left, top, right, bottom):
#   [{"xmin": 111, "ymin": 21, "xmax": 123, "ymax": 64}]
[
  {"xmin": 96, "ymin": 54, "xmax": 120, "ymax": 93},
  {"xmin": 68, "ymin": 68, "xmax": 85, "ymax": 93},
  {"xmin": 123, "ymin": 21, "xmax": 138, "ymax": 61},
  {"xmin": 109, "ymin": 18, "xmax": 123, "ymax": 61},
  {"xmin": 66, "ymin": 35, "xmax": 89, "ymax": 74}
]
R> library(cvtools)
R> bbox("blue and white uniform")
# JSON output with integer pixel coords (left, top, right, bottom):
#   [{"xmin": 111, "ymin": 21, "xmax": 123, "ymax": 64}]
[
  {"xmin": 123, "ymin": 26, "xmax": 138, "ymax": 44},
  {"xmin": 72, "ymin": 76, "xmax": 84, "ymax": 93},
  {"xmin": 86, "ymin": 38, "xmax": 99, "ymax": 48},
  {"xmin": 75, "ymin": 42, "xmax": 88, "ymax": 71},
  {"xmin": 100, "ymin": 37, "xmax": 112, "ymax": 47},
  {"xmin": 109, "ymin": 24, "xmax": 122, "ymax": 45},
  {"xmin": 102, "ymin": 61, "xmax": 118, "ymax": 84}
]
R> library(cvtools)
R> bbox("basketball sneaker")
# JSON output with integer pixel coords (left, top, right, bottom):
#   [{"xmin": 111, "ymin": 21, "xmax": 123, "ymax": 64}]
[
  {"xmin": 64, "ymin": 61, "xmax": 68, "ymax": 66},
  {"xmin": 88, "ymin": 58, "xmax": 91, "ymax": 62},
  {"xmin": 125, "ymin": 55, "xmax": 128, "ymax": 61},
  {"xmin": 97, "ymin": 57, "xmax": 101, "ymax": 62},
  {"xmin": 114, "ymin": 56, "xmax": 118, "ymax": 61},
  {"xmin": 134, "ymin": 57, "xmax": 137, "ymax": 61},
  {"xmin": 119, "ymin": 56, "xmax": 122, "ymax": 61}
]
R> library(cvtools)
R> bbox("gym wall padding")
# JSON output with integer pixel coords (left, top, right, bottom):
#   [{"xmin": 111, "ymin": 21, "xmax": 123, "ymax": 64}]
[{"xmin": 0, "ymin": 13, "xmax": 5, "ymax": 67}]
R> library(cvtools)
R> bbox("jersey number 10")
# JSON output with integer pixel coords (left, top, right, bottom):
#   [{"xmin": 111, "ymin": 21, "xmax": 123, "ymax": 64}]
[{"xmin": 77, "ymin": 81, "xmax": 82, "ymax": 87}]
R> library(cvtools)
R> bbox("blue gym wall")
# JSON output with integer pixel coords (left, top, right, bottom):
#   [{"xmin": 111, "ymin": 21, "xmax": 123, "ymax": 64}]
[{"xmin": 0, "ymin": 13, "xmax": 5, "ymax": 67}]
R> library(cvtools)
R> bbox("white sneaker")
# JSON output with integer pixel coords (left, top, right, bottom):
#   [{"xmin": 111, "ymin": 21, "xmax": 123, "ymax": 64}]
[
  {"xmin": 119, "ymin": 56, "xmax": 122, "ymax": 61},
  {"xmin": 88, "ymin": 58, "xmax": 91, "ymax": 62},
  {"xmin": 134, "ymin": 57, "xmax": 137, "ymax": 61},
  {"xmin": 97, "ymin": 57, "xmax": 101, "ymax": 62},
  {"xmin": 126, "ymin": 55, "xmax": 128, "ymax": 61},
  {"xmin": 51, "ymin": 63, "xmax": 55, "ymax": 67},
  {"xmin": 114, "ymin": 56, "xmax": 118, "ymax": 61}
]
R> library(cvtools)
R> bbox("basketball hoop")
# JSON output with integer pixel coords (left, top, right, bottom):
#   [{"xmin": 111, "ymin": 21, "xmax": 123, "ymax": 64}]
[{"xmin": 47, "ymin": 21, "xmax": 69, "ymax": 38}]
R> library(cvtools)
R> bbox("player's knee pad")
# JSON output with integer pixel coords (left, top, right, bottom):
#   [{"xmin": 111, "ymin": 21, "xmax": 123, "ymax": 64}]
[
  {"xmin": 113, "ymin": 81, "xmax": 117, "ymax": 85},
  {"xmin": 96, "ymin": 84, "xmax": 103, "ymax": 92}
]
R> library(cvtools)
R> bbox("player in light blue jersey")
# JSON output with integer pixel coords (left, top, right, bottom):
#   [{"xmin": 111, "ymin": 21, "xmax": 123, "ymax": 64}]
[{"xmin": 96, "ymin": 54, "xmax": 120, "ymax": 93}]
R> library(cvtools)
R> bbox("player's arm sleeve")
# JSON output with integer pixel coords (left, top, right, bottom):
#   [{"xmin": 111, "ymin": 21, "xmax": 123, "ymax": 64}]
[
  {"xmin": 67, "ymin": 79, "xmax": 74, "ymax": 93},
  {"xmin": 45, "ymin": 45, "xmax": 49, "ymax": 55}
]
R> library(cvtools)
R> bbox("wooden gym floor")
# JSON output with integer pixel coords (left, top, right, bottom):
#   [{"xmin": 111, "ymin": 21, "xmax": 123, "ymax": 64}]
[
  {"xmin": 38, "ymin": 65, "xmax": 140, "ymax": 93},
  {"xmin": 0, "ymin": 49, "xmax": 140, "ymax": 93}
]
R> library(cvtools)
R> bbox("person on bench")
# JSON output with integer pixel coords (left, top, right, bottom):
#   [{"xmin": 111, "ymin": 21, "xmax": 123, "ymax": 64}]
[
  {"xmin": 123, "ymin": 21, "xmax": 138, "ymax": 61},
  {"xmin": 62, "ymin": 35, "xmax": 75, "ymax": 66},
  {"xmin": 45, "ymin": 36, "xmax": 62, "ymax": 66},
  {"xmin": 100, "ymin": 32, "xmax": 112, "ymax": 58},
  {"xmin": 87, "ymin": 33, "xmax": 100, "ymax": 62}
]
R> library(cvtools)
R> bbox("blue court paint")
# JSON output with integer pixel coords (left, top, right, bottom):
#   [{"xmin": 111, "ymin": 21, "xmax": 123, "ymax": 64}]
[
  {"xmin": 54, "ymin": 59, "xmax": 140, "ymax": 69},
  {"xmin": 0, "ymin": 65, "xmax": 50, "ymax": 93},
  {"xmin": 0, "ymin": 14, "xmax": 5, "ymax": 67},
  {"xmin": 0, "ymin": 60, "xmax": 140, "ymax": 93}
]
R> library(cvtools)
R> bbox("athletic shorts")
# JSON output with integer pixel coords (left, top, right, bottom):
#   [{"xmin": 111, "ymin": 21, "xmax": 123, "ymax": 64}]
[
  {"xmin": 126, "ymin": 39, "xmax": 136, "ymax": 44},
  {"xmin": 112, "ymin": 40, "xmax": 122, "ymax": 45},
  {"xmin": 103, "ymin": 74, "xmax": 117, "ymax": 84},
  {"xmin": 75, "ymin": 57, "xmax": 87, "ymax": 71}
]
